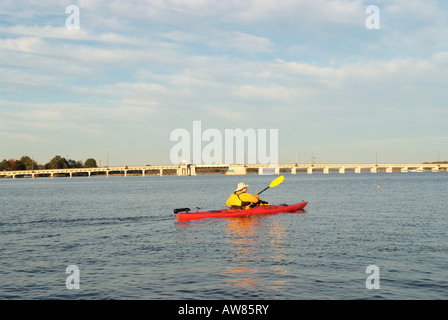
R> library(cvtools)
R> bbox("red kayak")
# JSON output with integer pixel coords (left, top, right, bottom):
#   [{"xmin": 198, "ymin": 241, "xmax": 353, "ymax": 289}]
[{"xmin": 175, "ymin": 202, "xmax": 308, "ymax": 221}]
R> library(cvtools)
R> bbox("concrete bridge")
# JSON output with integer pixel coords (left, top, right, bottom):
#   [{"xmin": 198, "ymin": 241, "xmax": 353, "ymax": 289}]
[
  {"xmin": 0, "ymin": 165, "xmax": 177, "ymax": 179},
  {"xmin": 226, "ymin": 163, "xmax": 448, "ymax": 175},
  {"xmin": 0, "ymin": 162, "xmax": 447, "ymax": 179}
]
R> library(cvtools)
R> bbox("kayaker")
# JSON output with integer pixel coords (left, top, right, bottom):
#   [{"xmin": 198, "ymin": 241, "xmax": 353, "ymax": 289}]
[{"xmin": 226, "ymin": 182, "xmax": 260, "ymax": 210}]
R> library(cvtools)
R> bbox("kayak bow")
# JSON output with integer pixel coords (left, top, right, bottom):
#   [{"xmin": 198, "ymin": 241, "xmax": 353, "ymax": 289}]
[{"xmin": 175, "ymin": 202, "xmax": 308, "ymax": 221}]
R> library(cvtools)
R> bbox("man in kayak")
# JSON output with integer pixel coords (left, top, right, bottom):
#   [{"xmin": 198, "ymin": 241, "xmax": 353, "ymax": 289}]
[{"xmin": 226, "ymin": 182, "xmax": 260, "ymax": 210}]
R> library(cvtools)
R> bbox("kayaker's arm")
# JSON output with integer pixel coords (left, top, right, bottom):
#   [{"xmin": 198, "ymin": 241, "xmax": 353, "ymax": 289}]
[
  {"xmin": 226, "ymin": 195, "xmax": 232, "ymax": 208},
  {"xmin": 239, "ymin": 193, "xmax": 259, "ymax": 203}
]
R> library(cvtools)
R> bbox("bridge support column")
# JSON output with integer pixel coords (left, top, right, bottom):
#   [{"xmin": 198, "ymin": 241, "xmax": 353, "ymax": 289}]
[
  {"xmin": 307, "ymin": 167, "xmax": 313, "ymax": 174},
  {"xmin": 291, "ymin": 167, "xmax": 296, "ymax": 174},
  {"xmin": 432, "ymin": 167, "xmax": 439, "ymax": 172},
  {"xmin": 70, "ymin": 172, "xmax": 73, "ymax": 178},
  {"xmin": 401, "ymin": 167, "xmax": 408, "ymax": 173},
  {"xmin": 160, "ymin": 169, "xmax": 163, "ymax": 176},
  {"xmin": 355, "ymin": 167, "xmax": 361, "ymax": 174},
  {"xmin": 370, "ymin": 167, "xmax": 377, "ymax": 173},
  {"xmin": 88, "ymin": 172, "xmax": 91, "ymax": 178},
  {"xmin": 386, "ymin": 167, "xmax": 393, "ymax": 173},
  {"xmin": 124, "ymin": 170, "xmax": 127, "ymax": 177},
  {"xmin": 339, "ymin": 167, "xmax": 345, "ymax": 174},
  {"xmin": 323, "ymin": 167, "xmax": 329, "ymax": 174},
  {"xmin": 177, "ymin": 163, "xmax": 197, "ymax": 176}
]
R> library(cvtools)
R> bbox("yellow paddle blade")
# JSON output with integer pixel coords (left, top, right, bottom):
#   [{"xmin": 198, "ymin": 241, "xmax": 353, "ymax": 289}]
[{"xmin": 269, "ymin": 175, "xmax": 284, "ymax": 188}]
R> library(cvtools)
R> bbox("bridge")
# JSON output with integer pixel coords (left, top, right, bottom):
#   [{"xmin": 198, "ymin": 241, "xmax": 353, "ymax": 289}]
[
  {"xmin": 241, "ymin": 163, "xmax": 448, "ymax": 175},
  {"xmin": 0, "ymin": 162, "xmax": 447, "ymax": 179}
]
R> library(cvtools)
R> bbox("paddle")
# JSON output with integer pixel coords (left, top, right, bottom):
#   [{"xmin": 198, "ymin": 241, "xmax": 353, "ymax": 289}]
[
  {"xmin": 258, "ymin": 175, "xmax": 284, "ymax": 195},
  {"xmin": 237, "ymin": 175, "xmax": 284, "ymax": 203}
]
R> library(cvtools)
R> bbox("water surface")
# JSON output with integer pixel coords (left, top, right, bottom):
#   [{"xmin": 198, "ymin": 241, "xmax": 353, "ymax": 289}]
[{"xmin": 1, "ymin": 172, "xmax": 447, "ymax": 299}]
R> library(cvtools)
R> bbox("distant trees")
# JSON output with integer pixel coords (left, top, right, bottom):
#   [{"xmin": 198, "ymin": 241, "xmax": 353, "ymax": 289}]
[
  {"xmin": 0, "ymin": 155, "xmax": 98, "ymax": 171},
  {"xmin": 46, "ymin": 155, "xmax": 69, "ymax": 169},
  {"xmin": 20, "ymin": 156, "xmax": 38, "ymax": 170},
  {"xmin": 0, "ymin": 159, "xmax": 17, "ymax": 171},
  {"xmin": 84, "ymin": 158, "xmax": 98, "ymax": 168},
  {"xmin": 0, "ymin": 158, "xmax": 37, "ymax": 171},
  {"xmin": 423, "ymin": 161, "xmax": 448, "ymax": 164}
]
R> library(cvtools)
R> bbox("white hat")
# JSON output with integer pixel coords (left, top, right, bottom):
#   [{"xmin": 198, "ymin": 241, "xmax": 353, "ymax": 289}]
[{"xmin": 235, "ymin": 182, "xmax": 249, "ymax": 192}]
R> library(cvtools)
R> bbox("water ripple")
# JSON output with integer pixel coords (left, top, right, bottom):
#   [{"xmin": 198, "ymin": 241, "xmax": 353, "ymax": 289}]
[{"xmin": 1, "ymin": 174, "xmax": 447, "ymax": 299}]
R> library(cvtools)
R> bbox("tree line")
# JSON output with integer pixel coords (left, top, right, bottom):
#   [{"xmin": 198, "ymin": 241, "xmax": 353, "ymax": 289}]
[
  {"xmin": 0, "ymin": 155, "xmax": 98, "ymax": 171},
  {"xmin": 423, "ymin": 161, "xmax": 448, "ymax": 164}
]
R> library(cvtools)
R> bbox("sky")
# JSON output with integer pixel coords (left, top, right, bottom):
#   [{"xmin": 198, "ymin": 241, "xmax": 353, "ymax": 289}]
[{"xmin": 0, "ymin": 0, "xmax": 447, "ymax": 166}]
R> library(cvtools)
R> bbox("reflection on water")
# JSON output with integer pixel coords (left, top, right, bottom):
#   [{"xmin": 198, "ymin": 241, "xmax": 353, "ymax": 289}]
[
  {"xmin": 267, "ymin": 221, "xmax": 289, "ymax": 290},
  {"xmin": 223, "ymin": 216, "xmax": 291, "ymax": 293},
  {"xmin": 224, "ymin": 217, "xmax": 263, "ymax": 289}
]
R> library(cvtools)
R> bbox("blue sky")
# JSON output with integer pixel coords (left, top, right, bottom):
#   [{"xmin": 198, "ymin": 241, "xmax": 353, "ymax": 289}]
[{"xmin": 1, "ymin": 0, "xmax": 447, "ymax": 166}]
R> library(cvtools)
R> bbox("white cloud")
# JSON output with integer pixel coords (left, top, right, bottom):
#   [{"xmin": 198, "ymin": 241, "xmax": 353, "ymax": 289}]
[
  {"xmin": 223, "ymin": 0, "xmax": 365, "ymax": 28},
  {"xmin": 202, "ymin": 105, "xmax": 250, "ymax": 121},
  {"xmin": 208, "ymin": 31, "xmax": 273, "ymax": 53},
  {"xmin": 0, "ymin": 130, "xmax": 41, "ymax": 142},
  {"xmin": 0, "ymin": 24, "xmax": 163, "ymax": 47}
]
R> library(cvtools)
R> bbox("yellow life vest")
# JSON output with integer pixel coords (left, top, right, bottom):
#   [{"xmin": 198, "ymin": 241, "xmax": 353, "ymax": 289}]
[
  {"xmin": 227, "ymin": 193, "xmax": 245, "ymax": 209},
  {"xmin": 226, "ymin": 192, "xmax": 258, "ymax": 209}
]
